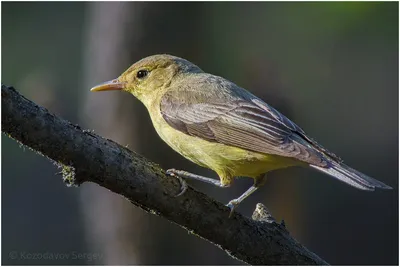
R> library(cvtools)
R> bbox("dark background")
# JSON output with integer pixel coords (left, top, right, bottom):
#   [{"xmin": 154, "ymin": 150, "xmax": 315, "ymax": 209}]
[{"xmin": 2, "ymin": 2, "xmax": 398, "ymax": 265}]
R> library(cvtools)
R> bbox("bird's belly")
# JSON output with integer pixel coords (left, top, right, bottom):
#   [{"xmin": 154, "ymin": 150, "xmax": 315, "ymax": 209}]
[{"xmin": 153, "ymin": 116, "xmax": 298, "ymax": 178}]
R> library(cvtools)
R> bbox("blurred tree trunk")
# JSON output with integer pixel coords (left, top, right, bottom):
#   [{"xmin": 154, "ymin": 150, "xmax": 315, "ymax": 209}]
[{"xmin": 80, "ymin": 2, "xmax": 147, "ymax": 264}]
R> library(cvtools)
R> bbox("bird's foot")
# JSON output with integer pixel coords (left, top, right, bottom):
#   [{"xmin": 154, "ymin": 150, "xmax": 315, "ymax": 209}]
[
  {"xmin": 226, "ymin": 199, "xmax": 240, "ymax": 218},
  {"xmin": 166, "ymin": 169, "xmax": 188, "ymax": 197}
]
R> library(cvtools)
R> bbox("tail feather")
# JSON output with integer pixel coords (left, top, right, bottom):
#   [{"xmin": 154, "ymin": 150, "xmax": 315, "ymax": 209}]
[{"xmin": 310, "ymin": 162, "xmax": 392, "ymax": 191}]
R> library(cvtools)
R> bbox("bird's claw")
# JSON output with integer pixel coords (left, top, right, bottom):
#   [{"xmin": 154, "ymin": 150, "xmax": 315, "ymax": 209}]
[
  {"xmin": 175, "ymin": 175, "xmax": 188, "ymax": 197},
  {"xmin": 166, "ymin": 168, "xmax": 176, "ymax": 176},
  {"xmin": 226, "ymin": 199, "xmax": 239, "ymax": 218},
  {"xmin": 166, "ymin": 169, "xmax": 188, "ymax": 197}
]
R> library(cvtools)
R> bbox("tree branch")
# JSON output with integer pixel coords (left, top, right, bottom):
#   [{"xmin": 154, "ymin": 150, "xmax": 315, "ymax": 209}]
[{"xmin": 1, "ymin": 84, "xmax": 328, "ymax": 265}]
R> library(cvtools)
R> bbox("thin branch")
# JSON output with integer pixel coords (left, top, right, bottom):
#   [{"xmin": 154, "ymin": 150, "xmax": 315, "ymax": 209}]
[{"xmin": 1, "ymin": 84, "xmax": 328, "ymax": 265}]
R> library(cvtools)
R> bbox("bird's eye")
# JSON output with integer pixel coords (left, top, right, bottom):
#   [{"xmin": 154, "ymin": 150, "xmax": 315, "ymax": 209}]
[{"xmin": 136, "ymin": 70, "xmax": 148, "ymax": 79}]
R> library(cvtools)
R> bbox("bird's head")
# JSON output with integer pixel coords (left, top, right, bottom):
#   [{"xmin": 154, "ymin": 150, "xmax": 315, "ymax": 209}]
[{"xmin": 90, "ymin": 54, "xmax": 202, "ymax": 104}]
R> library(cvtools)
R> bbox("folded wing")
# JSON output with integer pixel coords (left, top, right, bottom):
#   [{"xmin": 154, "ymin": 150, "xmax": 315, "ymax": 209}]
[{"xmin": 160, "ymin": 85, "xmax": 329, "ymax": 167}]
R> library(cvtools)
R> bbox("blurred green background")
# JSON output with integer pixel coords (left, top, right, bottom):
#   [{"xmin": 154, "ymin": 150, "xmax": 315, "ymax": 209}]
[{"xmin": 2, "ymin": 2, "xmax": 398, "ymax": 265}]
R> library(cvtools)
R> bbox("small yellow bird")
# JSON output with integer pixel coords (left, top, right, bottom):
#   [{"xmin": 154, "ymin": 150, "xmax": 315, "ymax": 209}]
[{"xmin": 91, "ymin": 54, "xmax": 391, "ymax": 213}]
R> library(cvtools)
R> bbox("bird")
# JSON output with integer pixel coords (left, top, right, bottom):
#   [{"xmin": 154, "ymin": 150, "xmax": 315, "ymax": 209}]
[{"xmin": 90, "ymin": 54, "xmax": 392, "ymax": 215}]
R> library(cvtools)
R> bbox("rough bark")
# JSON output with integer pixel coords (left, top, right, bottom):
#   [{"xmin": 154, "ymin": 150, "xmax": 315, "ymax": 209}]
[{"xmin": 1, "ymin": 84, "xmax": 328, "ymax": 265}]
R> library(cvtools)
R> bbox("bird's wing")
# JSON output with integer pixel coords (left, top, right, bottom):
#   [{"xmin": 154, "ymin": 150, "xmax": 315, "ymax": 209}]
[{"xmin": 160, "ymin": 80, "xmax": 334, "ymax": 167}]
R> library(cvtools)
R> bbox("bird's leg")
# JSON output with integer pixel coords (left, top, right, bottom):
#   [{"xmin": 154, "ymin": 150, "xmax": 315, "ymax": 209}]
[
  {"xmin": 166, "ymin": 168, "xmax": 226, "ymax": 187},
  {"xmin": 226, "ymin": 174, "xmax": 267, "ymax": 217}
]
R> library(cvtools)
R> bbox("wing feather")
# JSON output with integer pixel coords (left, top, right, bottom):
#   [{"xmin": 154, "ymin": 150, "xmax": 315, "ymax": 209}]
[{"xmin": 160, "ymin": 84, "xmax": 328, "ymax": 166}]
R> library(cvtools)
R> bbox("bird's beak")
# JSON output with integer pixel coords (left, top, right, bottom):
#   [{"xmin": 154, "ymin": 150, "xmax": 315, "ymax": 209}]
[{"xmin": 90, "ymin": 79, "xmax": 125, "ymax": 92}]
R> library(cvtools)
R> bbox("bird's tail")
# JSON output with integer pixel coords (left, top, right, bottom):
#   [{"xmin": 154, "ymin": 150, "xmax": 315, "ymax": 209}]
[{"xmin": 310, "ymin": 162, "xmax": 392, "ymax": 191}]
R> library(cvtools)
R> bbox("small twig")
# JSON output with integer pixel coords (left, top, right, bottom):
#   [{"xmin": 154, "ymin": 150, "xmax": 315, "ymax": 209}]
[{"xmin": 252, "ymin": 203, "xmax": 277, "ymax": 223}]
